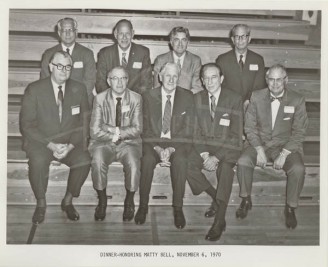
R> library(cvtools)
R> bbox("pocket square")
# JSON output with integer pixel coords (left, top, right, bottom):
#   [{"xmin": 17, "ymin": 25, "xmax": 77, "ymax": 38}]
[
  {"xmin": 283, "ymin": 117, "xmax": 291, "ymax": 120},
  {"xmin": 181, "ymin": 111, "xmax": 186, "ymax": 115},
  {"xmin": 222, "ymin": 113, "xmax": 229, "ymax": 117}
]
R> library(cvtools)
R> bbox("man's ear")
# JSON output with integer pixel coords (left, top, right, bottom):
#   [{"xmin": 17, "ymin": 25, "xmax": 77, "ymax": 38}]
[
  {"xmin": 49, "ymin": 62, "xmax": 54, "ymax": 73},
  {"xmin": 220, "ymin": 75, "xmax": 224, "ymax": 84}
]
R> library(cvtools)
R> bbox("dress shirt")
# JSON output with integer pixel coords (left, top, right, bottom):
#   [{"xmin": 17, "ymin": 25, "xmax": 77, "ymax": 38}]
[
  {"xmin": 61, "ymin": 43, "xmax": 76, "ymax": 55},
  {"xmin": 112, "ymin": 91, "xmax": 126, "ymax": 118},
  {"xmin": 160, "ymin": 87, "xmax": 176, "ymax": 139},
  {"xmin": 51, "ymin": 79, "xmax": 66, "ymax": 104},
  {"xmin": 271, "ymin": 90, "xmax": 284, "ymax": 130},
  {"xmin": 172, "ymin": 51, "xmax": 186, "ymax": 68},
  {"xmin": 235, "ymin": 49, "xmax": 247, "ymax": 64},
  {"xmin": 208, "ymin": 88, "xmax": 221, "ymax": 114},
  {"xmin": 118, "ymin": 45, "xmax": 131, "ymax": 65}
]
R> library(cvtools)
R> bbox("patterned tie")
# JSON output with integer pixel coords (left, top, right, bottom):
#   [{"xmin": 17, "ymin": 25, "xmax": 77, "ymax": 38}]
[
  {"xmin": 177, "ymin": 58, "xmax": 182, "ymax": 72},
  {"xmin": 210, "ymin": 95, "xmax": 216, "ymax": 120},
  {"xmin": 239, "ymin": 54, "xmax": 244, "ymax": 70},
  {"xmin": 66, "ymin": 48, "xmax": 70, "ymax": 55},
  {"xmin": 116, "ymin": 97, "xmax": 122, "ymax": 127},
  {"xmin": 162, "ymin": 95, "xmax": 172, "ymax": 134},
  {"xmin": 122, "ymin": 53, "xmax": 128, "ymax": 68},
  {"xmin": 270, "ymin": 96, "xmax": 283, "ymax": 102},
  {"xmin": 58, "ymin": 85, "xmax": 64, "ymax": 123}
]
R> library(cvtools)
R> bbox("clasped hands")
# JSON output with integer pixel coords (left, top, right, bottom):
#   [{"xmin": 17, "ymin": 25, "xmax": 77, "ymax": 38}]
[
  {"xmin": 102, "ymin": 124, "xmax": 121, "ymax": 143},
  {"xmin": 47, "ymin": 142, "xmax": 74, "ymax": 160},
  {"xmin": 255, "ymin": 146, "xmax": 288, "ymax": 170},
  {"xmin": 154, "ymin": 146, "xmax": 175, "ymax": 167},
  {"xmin": 201, "ymin": 152, "xmax": 219, "ymax": 172}
]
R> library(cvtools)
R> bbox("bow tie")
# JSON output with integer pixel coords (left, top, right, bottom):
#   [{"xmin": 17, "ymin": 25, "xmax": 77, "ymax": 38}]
[{"xmin": 270, "ymin": 96, "xmax": 283, "ymax": 102}]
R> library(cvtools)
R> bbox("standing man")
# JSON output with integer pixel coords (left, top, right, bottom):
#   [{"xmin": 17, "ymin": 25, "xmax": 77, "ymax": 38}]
[
  {"xmin": 135, "ymin": 63, "xmax": 194, "ymax": 229},
  {"xmin": 40, "ymin": 17, "xmax": 96, "ymax": 106},
  {"xmin": 205, "ymin": 23, "xmax": 266, "ymax": 218},
  {"xmin": 96, "ymin": 19, "xmax": 152, "ymax": 95},
  {"xmin": 236, "ymin": 64, "xmax": 308, "ymax": 229},
  {"xmin": 187, "ymin": 63, "xmax": 243, "ymax": 241},
  {"xmin": 89, "ymin": 66, "xmax": 142, "ymax": 222},
  {"xmin": 153, "ymin": 26, "xmax": 203, "ymax": 94},
  {"xmin": 20, "ymin": 51, "xmax": 91, "ymax": 224}
]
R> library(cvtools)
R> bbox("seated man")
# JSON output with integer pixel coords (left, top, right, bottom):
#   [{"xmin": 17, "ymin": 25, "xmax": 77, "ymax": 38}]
[
  {"xmin": 236, "ymin": 64, "xmax": 308, "ymax": 229},
  {"xmin": 20, "ymin": 51, "xmax": 91, "ymax": 224},
  {"xmin": 187, "ymin": 63, "xmax": 243, "ymax": 241},
  {"xmin": 135, "ymin": 62, "xmax": 194, "ymax": 229},
  {"xmin": 153, "ymin": 26, "xmax": 203, "ymax": 94},
  {"xmin": 89, "ymin": 66, "xmax": 142, "ymax": 222}
]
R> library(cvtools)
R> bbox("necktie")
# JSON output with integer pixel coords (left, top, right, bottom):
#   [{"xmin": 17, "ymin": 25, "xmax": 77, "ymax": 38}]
[
  {"xmin": 162, "ymin": 95, "xmax": 172, "ymax": 134},
  {"xmin": 66, "ymin": 48, "xmax": 70, "ymax": 55},
  {"xmin": 122, "ymin": 53, "xmax": 128, "ymax": 68},
  {"xmin": 58, "ymin": 85, "xmax": 64, "ymax": 122},
  {"xmin": 116, "ymin": 97, "xmax": 122, "ymax": 127},
  {"xmin": 210, "ymin": 95, "xmax": 216, "ymax": 120},
  {"xmin": 270, "ymin": 96, "xmax": 283, "ymax": 102},
  {"xmin": 239, "ymin": 54, "xmax": 244, "ymax": 70},
  {"xmin": 177, "ymin": 58, "xmax": 182, "ymax": 72}
]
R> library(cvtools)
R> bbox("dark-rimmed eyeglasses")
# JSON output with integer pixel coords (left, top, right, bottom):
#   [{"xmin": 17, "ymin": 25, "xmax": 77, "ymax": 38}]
[
  {"xmin": 267, "ymin": 77, "xmax": 287, "ymax": 84},
  {"xmin": 52, "ymin": 63, "xmax": 72, "ymax": 71},
  {"xmin": 109, "ymin": 76, "xmax": 128, "ymax": 82},
  {"xmin": 233, "ymin": 34, "xmax": 249, "ymax": 41}
]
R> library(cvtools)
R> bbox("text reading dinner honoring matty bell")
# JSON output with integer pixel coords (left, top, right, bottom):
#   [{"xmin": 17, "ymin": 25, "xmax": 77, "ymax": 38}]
[{"xmin": 99, "ymin": 251, "xmax": 222, "ymax": 258}]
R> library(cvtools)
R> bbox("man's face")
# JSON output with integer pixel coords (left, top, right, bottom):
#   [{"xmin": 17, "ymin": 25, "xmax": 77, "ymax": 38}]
[
  {"xmin": 49, "ymin": 54, "xmax": 72, "ymax": 84},
  {"xmin": 266, "ymin": 68, "xmax": 288, "ymax": 96},
  {"xmin": 114, "ymin": 22, "xmax": 134, "ymax": 51},
  {"xmin": 160, "ymin": 65, "xmax": 179, "ymax": 93},
  {"xmin": 202, "ymin": 67, "xmax": 223, "ymax": 95},
  {"xmin": 58, "ymin": 20, "xmax": 77, "ymax": 47},
  {"xmin": 108, "ymin": 68, "xmax": 128, "ymax": 95},
  {"xmin": 170, "ymin": 32, "xmax": 189, "ymax": 57},
  {"xmin": 231, "ymin": 26, "xmax": 251, "ymax": 52}
]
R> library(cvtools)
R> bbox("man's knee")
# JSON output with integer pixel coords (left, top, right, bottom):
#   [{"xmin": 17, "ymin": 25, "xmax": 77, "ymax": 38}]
[
  {"xmin": 287, "ymin": 162, "xmax": 305, "ymax": 177},
  {"xmin": 237, "ymin": 154, "xmax": 254, "ymax": 168}
]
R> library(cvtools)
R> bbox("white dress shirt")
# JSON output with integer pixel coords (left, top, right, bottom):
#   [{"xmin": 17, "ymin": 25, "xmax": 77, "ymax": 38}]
[
  {"xmin": 61, "ymin": 43, "xmax": 75, "ymax": 55},
  {"xmin": 51, "ymin": 79, "xmax": 66, "ymax": 104},
  {"xmin": 160, "ymin": 87, "xmax": 176, "ymax": 139},
  {"xmin": 235, "ymin": 49, "xmax": 247, "ymax": 64},
  {"xmin": 118, "ymin": 45, "xmax": 131, "ymax": 65},
  {"xmin": 208, "ymin": 89, "xmax": 221, "ymax": 114},
  {"xmin": 271, "ymin": 90, "xmax": 284, "ymax": 130},
  {"xmin": 172, "ymin": 51, "xmax": 186, "ymax": 68}
]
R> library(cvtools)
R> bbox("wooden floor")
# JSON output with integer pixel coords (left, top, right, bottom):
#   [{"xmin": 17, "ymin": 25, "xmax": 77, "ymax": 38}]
[{"xmin": 7, "ymin": 204, "xmax": 319, "ymax": 245}]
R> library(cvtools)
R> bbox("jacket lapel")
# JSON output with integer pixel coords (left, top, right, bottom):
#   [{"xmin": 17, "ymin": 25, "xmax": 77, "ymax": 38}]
[
  {"xmin": 114, "ymin": 44, "xmax": 121, "ymax": 66},
  {"xmin": 45, "ymin": 78, "xmax": 61, "ymax": 125},
  {"xmin": 61, "ymin": 80, "xmax": 74, "ymax": 126},
  {"xmin": 151, "ymin": 87, "xmax": 163, "ymax": 135},
  {"xmin": 127, "ymin": 43, "xmax": 136, "ymax": 69},
  {"xmin": 272, "ymin": 90, "xmax": 288, "ymax": 134},
  {"xmin": 105, "ymin": 89, "xmax": 116, "ymax": 126}
]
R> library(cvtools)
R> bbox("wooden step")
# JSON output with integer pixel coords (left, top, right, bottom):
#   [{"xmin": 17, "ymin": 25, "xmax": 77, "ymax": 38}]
[
  {"xmin": 9, "ymin": 10, "xmax": 311, "ymax": 41},
  {"xmin": 9, "ymin": 36, "xmax": 320, "ymax": 69}
]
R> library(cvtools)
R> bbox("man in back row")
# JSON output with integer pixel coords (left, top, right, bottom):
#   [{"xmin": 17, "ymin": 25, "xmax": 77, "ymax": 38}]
[
  {"xmin": 153, "ymin": 26, "xmax": 203, "ymax": 94},
  {"xmin": 96, "ymin": 19, "xmax": 152, "ymax": 95}
]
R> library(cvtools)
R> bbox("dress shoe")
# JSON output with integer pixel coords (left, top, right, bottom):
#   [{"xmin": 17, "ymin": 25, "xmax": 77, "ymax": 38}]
[
  {"xmin": 32, "ymin": 207, "xmax": 46, "ymax": 224},
  {"xmin": 94, "ymin": 204, "xmax": 107, "ymax": 221},
  {"xmin": 205, "ymin": 220, "xmax": 226, "ymax": 241},
  {"xmin": 236, "ymin": 196, "xmax": 252, "ymax": 219},
  {"xmin": 204, "ymin": 201, "xmax": 219, "ymax": 218},
  {"xmin": 123, "ymin": 204, "xmax": 135, "ymax": 221},
  {"xmin": 284, "ymin": 205, "xmax": 297, "ymax": 229},
  {"xmin": 61, "ymin": 200, "xmax": 80, "ymax": 221},
  {"xmin": 135, "ymin": 206, "xmax": 148, "ymax": 225},
  {"xmin": 173, "ymin": 208, "xmax": 186, "ymax": 229}
]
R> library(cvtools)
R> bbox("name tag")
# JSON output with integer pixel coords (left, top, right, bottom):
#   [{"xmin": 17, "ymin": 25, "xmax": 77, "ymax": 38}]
[
  {"xmin": 133, "ymin": 62, "xmax": 142, "ymax": 69},
  {"xmin": 73, "ymin": 61, "xmax": 83, "ymax": 68},
  {"xmin": 284, "ymin": 106, "xmax": 295, "ymax": 114},
  {"xmin": 71, "ymin": 105, "xmax": 80, "ymax": 115},
  {"xmin": 219, "ymin": 118, "xmax": 230, "ymax": 126},
  {"xmin": 249, "ymin": 64, "xmax": 258, "ymax": 71},
  {"xmin": 122, "ymin": 105, "xmax": 130, "ymax": 113}
]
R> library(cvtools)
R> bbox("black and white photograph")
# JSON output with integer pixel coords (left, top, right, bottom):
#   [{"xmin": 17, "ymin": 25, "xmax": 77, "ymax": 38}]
[{"xmin": 1, "ymin": 0, "xmax": 327, "ymax": 266}]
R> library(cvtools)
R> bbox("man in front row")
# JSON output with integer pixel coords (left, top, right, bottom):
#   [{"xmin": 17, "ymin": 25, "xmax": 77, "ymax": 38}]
[
  {"xmin": 20, "ymin": 51, "xmax": 91, "ymax": 224},
  {"xmin": 236, "ymin": 64, "xmax": 308, "ymax": 229},
  {"xmin": 135, "ymin": 62, "xmax": 194, "ymax": 229},
  {"xmin": 187, "ymin": 63, "xmax": 243, "ymax": 241},
  {"xmin": 89, "ymin": 66, "xmax": 142, "ymax": 222}
]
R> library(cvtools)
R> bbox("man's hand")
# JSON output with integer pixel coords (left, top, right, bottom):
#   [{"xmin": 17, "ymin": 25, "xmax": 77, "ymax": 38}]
[
  {"xmin": 273, "ymin": 151, "xmax": 289, "ymax": 170},
  {"xmin": 255, "ymin": 146, "xmax": 267, "ymax": 168},
  {"xmin": 243, "ymin": 99, "xmax": 250, "ymax": 113},
  {"xmin": 102, "ymin": 124, "xmax": 116, "ymax": 133},
  {"xmin": 163, "ymin": 147, "xmax": 175, "ymax": 161},
  {"xmin": 47, "ymin": 142, "xmax": 66, "ymax": 154},
  {"xmin": 203, "ymin": 156, "xmax": 219, "ymax": 172},
  {"xmin": 112, "ymin": 133, "xmax": 120, "ymax": 143},
  {"xmin": 52, "ymin": 144, "xmax": 75, "ymax": 160}
]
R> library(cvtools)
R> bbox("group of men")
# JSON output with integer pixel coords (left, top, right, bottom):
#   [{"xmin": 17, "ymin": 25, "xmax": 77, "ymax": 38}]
[{"xmin": 20, "ymin": 17, "xmax": 308, "ymax": 242}]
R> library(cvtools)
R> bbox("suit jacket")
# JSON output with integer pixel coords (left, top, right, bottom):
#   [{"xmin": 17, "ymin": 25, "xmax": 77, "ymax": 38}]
[
  {"xmin": 40, "ymin": 43, "xmax": 96, "ymax": 99},
  {"xmin": 96, "ymin": 43, "xmax": 152, "ymax": 94},
  {"xmin": 20, "ymin": 77, "xmax": 90, "ymax": 153},
  {"xmin": 89, "ymin": 88, "xmax": 142, "ymax": 150},
  {"xmin": 193, "ymin": 88, "xmax": 243, "ymax": 163},
  {"xmin": 142, "ymin": 86, "xmax": 194, "ymax": 150},
  {"xmin": 245, "ymin": 88, "xmax": 308, "ymax": 154},
  {"xmin": 216, "ymin": 49, "xmax": 266, "ymax": 102},
  {"xmin": 153, "ymin": 51, "xmax": 203, "ymax": 93}
]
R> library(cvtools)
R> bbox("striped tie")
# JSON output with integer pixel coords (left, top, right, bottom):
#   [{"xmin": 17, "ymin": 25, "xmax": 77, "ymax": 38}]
[
  {"xmin": 239, "ymin": 54, "xmax": 244, "ymax": 70},
  {"xmin": 58, "ymin": 85, "xmax": 64, "ymax": 122},
  {"xmin": 210, "ymin": 95, "xmax": 216, "ymax": 120},
  {"xmin": 122, "ymin": 53, "xmax": 128, "ymax": 68},
  {"xmin": 162, "ymin": 95, "xmax": 172, "ymax": 134},
  {"xmin": 177, "ymin": 58, "xmax": 182, "ymax": 72}
]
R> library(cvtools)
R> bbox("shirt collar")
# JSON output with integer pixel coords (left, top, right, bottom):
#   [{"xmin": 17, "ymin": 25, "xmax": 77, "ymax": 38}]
[
  {"xmin": 112, "ymin": 90, "xmax": 126, "ymax": 101},
  {"xmin": 172, "ymin": 51, "xmax": 186, "ymax": 63},
  {"xmin": 51, "ymin": 78, "xmax": 66, "ymax": 95},
  {"xmin": 161, "ymin": 86, "xmax": 176, "ymax": 98},
  {"xmin": 235, "ymin": 49, "xmax": 247, "ymax": 62},
  {"xmin": 61, "ymin": 43, "xmax": 75, "ymax": 54},
  {"xmin": 118, "ymin": 44, "xmax": 132, "ymax": 57},
  {"xmin": 208, "ymin": 88, "xmax": 221, "ymax": 102},
  {"xmin": 270, "ymin": 90, "xmax": 285, "ymax": 99}
]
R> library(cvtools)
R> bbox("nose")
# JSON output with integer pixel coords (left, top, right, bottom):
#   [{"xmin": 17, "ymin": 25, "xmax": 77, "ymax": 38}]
[{"xmin": 117, "ymin": 78, "xmax": 123, "ymax": 85}]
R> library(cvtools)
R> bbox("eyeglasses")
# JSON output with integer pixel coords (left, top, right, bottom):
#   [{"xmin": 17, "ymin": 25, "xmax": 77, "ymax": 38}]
[
  {"xmin": 110, "ymin": 76, "xmax": 128, "ymax": 83},
  {"xmin": 267, "ymin": 77, "xmax": 286, "ymax": 84},
  {"xmin": 202, "ymin": 75, "xmax": 219, "ymax": 83},
  {"xmin": 60, "ymin": 28, "xmax": 76, "ymax": 34},
  {"xmin": 52, "ymin": 63, "xmax": 72, "ymax": 71},
  {"xmin": 117, "ymin": 32, "xmax": 132, "ymax": 39},
  {"xmin": 233, "ymin": 34, "xmax": 249, "ymax": 41},
  {"xmin": 172, "ymin": 38, "xmax": 189, "ymax": 44}
]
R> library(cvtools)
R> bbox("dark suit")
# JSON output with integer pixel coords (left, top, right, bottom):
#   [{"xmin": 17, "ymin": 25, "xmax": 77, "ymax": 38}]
[
  {"xmin": 96, "ymin": 43, "xmax": 152, "ymax": 94},
  {"xmin": 237, "ymin": 88, "xmax": 308, "ymax": 207},
  {"xmin": 140, "ymin": 86, "xmax": 194, "ymax": 207},
  {"xmin": 187, "ymin": 88, "xmax": 243, "ymax": 204},
  {"xmin": 20, "ymin": 77, "xmax": 91, "ymax": 199},
  {"xmin": 153, "ymin": 51, "xmax": 203, "ymax": 93},
  {"xmin": 216, "ymin": 49, "xmax": 266, "ymax": 102},
  {"xmin": 40, "ymin": 43, "xmax": 96, "ymax": 105}
]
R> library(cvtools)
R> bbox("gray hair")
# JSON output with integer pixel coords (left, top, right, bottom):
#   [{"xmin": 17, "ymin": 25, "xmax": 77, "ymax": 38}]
[
  {"xmin": 169, "ymin": 26, "xmax": 190, "ymax": 41},
  {"xmin": 231, "ymin": 24, "xmax": 251, "ymax": 37},
  {"xmin": 159, "ymin": 62, "xmax": 180, "ymax": 76},
  {"xmin": 107, "ymin": 66, "xmax": 129, "ymax": 79},
  {"xmin": 57, "ymin": 17, "xmax": 78, "ymax": 31},
  {"xmin": 50, "ymin": 51, "xmax": 73, "ymax": 65},
  {"xmin": 265, "ymin": 64, "xmax": 287, "ymax": 78}
]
